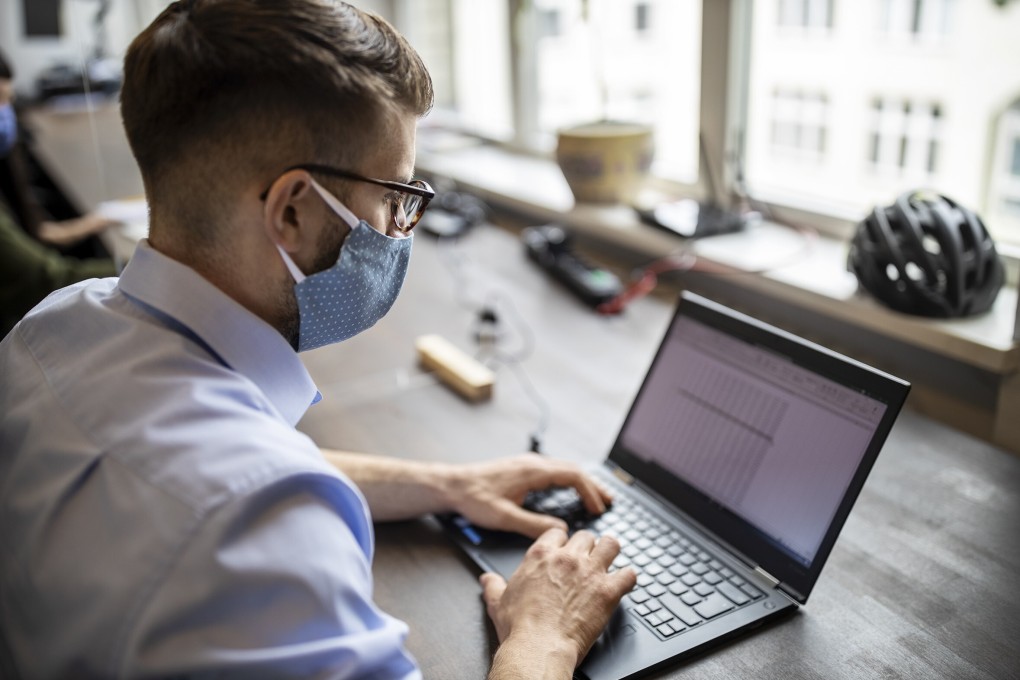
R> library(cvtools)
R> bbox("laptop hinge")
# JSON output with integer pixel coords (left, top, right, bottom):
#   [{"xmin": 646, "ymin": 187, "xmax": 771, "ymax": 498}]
[
  {"xmin": 610, "ymin": 466, "xmax": 635, "ymax": 485},
  {"xmin": 753, "ymin": 566, "xmax": 780, "ymax": 589}
]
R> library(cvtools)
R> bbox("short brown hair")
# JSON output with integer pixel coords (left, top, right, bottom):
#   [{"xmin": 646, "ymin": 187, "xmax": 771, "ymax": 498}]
[{"xmin": 121, "ymin": 0, "xmax": 432, "ymax": 244}]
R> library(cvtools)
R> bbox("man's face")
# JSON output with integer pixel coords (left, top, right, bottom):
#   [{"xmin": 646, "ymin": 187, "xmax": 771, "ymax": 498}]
[{"xmin": 332, "ymin": 110, "xmax": 418, "ymax": 238}]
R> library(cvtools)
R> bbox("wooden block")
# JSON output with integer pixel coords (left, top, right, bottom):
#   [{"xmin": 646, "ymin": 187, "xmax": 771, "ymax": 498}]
[{"xmin": 415, "ymin": 334, "xmax": 495, "ymax": 402}]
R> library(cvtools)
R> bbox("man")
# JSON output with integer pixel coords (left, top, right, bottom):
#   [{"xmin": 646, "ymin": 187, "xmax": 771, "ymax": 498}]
[{"xmin": 0, "ymin": 1, "xmax": 635, "ymax": 679}]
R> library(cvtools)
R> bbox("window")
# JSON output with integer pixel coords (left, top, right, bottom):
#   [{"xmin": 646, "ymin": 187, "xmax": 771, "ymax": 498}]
[
  {"xmin": 879, "ymin": 0, "xmax": 953, "ymax": 41},
  {"xmin": 988, "ymin": 102, "xmax": 1020, "ymax": 238},
  {"xmin": 399, "ymin": 0, "xmax": 702, "ymax": 183},
  {"xmin": 770, "ymin": 90, "xmax": 828, "ymax": 160},
  {"xmin": 742, "ymin": 0, "xmax": 1020, "ymax": 246},
  {"xmin": 866, "ymin": 98, "xmax": 941, "ymax": 176},
  {"xmin": 393, "ymin": 0, "xmax": 1020, "ymax": 249},
  {"xmin": 398, "ymin": 0, "xmax": 514, "ymax": 141},
  {"xmin": 778, "ymin": 0, "xmax": 834, "ymax": 30},
  {"xmin": 635, "ymin": 3, "xmax": 652, "ymax": 33}
]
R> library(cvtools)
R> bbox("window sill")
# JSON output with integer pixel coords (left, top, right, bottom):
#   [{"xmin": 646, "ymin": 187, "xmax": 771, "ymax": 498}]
[{"xmin": 417, "ymin": 139, "xmax": 1019, "ymax": 375}]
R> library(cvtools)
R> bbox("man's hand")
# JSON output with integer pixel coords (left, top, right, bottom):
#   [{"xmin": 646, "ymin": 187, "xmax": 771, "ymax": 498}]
[
  {"xmin": 481, "ymin": 529, "xmax": 637, "ymax": 679},
  {"xmin": 444, "ymin": 454, "xmax": 612, "ymax": 539},
  {"xmin": 321, "ymin": 450, "xmax": 610, "ymax": 537}
]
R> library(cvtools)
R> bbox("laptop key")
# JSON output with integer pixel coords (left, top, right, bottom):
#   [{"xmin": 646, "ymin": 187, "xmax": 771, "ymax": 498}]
[
  {"xmin": 740, "ymin": 584, "xmax": 764, "ymax": 600},
  {"xmin": 668, "ymin": 582, "xmax": 687, "ymax": 596},
  {"xmin": 693, "ymin": 583, "xmax": 714, "ymax": 597},
  {"xmin": 718, "ymin": 581, "xmax": 751, "ymax": 606},
  {"xmin": 637, "ymin": 574, "xmax": 654, "ymax": 588},
  {"xmin": 657, "ymin": 554, "xmax": 677, "ymax": 568},
  {"xmin": 660, "ymin": 593, "xmax": 704, "ymax": 627},
  {"xmin": 646, "ymin": 583, "xmax": 667, "ymax": 598},
  {"xmin": 629, "ymin": 589, "xmax": 651, "ymax": 604},
  {"xmin": 680, "ymin": 591, "xmax": 702, "ymax": 606},
  {"xmin": 703, "ymin": 571, "xmax": 723, "ymax": 585},
  {"xmin": 693, "ymin": 592, "xmax": 735, "ymax": 620},
  {"xmin": 667, "ymin": 563, "xmax": 688, "ymax": 577},
  {"xmin": 680, "ymin": 573, "xmax": 701, "ymax": 587},
  {"xmin": 656, "ymin": 623, "xmax": 676, "ymax": 637}
]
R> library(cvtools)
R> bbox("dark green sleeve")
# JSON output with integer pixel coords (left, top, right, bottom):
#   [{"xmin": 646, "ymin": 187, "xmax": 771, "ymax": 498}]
[{"xmin": 0, "ymin": 205, "xmax": 119, "ymax": 336}]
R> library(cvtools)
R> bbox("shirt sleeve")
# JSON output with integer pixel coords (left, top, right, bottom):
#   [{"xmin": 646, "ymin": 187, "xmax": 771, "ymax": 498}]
[
  {"xmin": 121, "ymin": 473, "xmax": 421, "ymax": 680},
  {"xmin": 0, "ymin": 203, "xmax": 118, "ymax": 336}
]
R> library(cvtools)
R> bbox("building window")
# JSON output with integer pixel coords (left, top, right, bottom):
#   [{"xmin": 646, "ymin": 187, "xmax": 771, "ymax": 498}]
[
  {"xmin": 635, "ymin": 2, "xmax": 652, "ymax": 33},
  {"xmin": 538, "ymin": 8, "xmax": 562, "ymax": 39},
  {"xmin": 880, "ymin": 0, "xmax": 953, "ymax": 40},
  {"xmin": 770, "ymin": 90, "xmax": 828, "ymax": 159},
  {"xmin": 778, "ymin": 0, "xmax": 834, "ymax": 29},
  {"xmin": 397, "ymin": 0, "xmax": 1020, "ymax": 248},
  {"xmin": 867, "ymin": 97, "xmax": 942, "ymax": 176},
  {"xmin": 991, "ymin": 103, "xmax": 1020, "ymax": 221}
]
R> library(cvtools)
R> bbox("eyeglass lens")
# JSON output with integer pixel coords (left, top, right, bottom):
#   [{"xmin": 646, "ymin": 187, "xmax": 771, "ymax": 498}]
[{"xmin": 391, "ymin": 184, "xmax": 428, "ymax": 230}]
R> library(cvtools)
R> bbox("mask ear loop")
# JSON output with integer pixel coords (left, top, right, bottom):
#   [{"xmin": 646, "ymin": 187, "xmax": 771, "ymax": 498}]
[
  {"xmin": 307, "ymin": 177, "xmax": 360, "ymax": 229},
  {"xmin": 267, "ymin": 173, "xmax": 361, "ymax": 284}
]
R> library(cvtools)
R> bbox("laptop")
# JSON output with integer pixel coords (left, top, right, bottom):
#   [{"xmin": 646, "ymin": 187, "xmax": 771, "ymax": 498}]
[{"xmin": 439, "ymin": 291, "xmax": 910, "ymax": 680}]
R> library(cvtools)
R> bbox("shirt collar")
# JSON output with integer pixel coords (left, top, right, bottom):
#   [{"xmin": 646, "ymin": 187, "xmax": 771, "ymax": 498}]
[{"xmin": 117, "ymin": 240, "xmax": 320, "ymax": 426}]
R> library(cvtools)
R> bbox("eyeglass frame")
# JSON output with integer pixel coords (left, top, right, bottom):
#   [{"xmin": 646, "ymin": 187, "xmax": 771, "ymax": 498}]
[{"xmin": 261, "ymin": 163, "xmax": 435, "ymax": 233}]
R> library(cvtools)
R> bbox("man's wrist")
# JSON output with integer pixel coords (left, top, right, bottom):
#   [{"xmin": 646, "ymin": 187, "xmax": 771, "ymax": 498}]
[{"xmin": 488, "ymin": 630, "xmax": 579, "ymax": 680}]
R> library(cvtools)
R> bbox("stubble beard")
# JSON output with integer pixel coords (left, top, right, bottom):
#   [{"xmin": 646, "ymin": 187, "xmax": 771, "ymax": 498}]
[{"xmin": 280, "ymin": 213, "xmax": 350, "ymax": 352}]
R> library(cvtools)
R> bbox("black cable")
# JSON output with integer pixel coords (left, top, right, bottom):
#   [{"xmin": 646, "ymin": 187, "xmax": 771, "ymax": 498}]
[{"xmin": 435, "ymin": 230, "xmax": 551, "ymax": 453}]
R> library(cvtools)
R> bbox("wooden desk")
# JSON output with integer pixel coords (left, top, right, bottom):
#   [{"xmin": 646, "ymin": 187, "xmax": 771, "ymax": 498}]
[{"xmin": 298, "ymin": 224, "xmax": 1020, "ymax": 679}]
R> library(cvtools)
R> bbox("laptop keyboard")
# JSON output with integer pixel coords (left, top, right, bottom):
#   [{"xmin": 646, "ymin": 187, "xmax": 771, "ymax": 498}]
[{"xmin": 524, "ymin": 478, "xmax": 765, "ymax": 640}]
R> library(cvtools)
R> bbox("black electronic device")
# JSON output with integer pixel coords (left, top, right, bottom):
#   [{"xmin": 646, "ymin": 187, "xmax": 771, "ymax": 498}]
[
  {"xmin": 636, "ymin": 200, "xmax": 745, "ymax": 239},
  {"xmin": 416, "ymin": 190, "xmax": 488, "ymax": 238},
  {"xmin": 439, "ymin": 291, "xmax": 910, "ymax": 680},
  {"xmin": 522, "ymin": 225, "xmax": 623, "ymax": 309},
  {"xmin": 636, "ymin": 132, "xmax": 746, "ymax": 240}
]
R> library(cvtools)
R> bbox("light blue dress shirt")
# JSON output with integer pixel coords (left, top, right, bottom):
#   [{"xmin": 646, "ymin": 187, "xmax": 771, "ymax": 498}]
[{"xmin": 0, "ymin": 241, "xmax": 420, "ymax": 679}]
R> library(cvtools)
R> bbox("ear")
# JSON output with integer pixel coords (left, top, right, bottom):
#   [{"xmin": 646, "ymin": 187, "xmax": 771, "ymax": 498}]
[{"xmin": 262, "ymin": 169, "xmax": 319, "ymax": 254}]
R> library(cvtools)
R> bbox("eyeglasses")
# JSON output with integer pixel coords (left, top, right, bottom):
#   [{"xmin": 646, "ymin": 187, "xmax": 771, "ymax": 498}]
[{"xmin": 280, "ymin": 163, "xmax": 434, "ymax": 233}]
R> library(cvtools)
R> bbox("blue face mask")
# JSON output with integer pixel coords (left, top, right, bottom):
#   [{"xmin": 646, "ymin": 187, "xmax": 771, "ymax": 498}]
[
  {"xmin": 0, "ymin": 104, "xmax": 17, "ymax": 158},
  {"xmin": 276, "ymin": 178, "xmax": 413, "ymax": 352}
]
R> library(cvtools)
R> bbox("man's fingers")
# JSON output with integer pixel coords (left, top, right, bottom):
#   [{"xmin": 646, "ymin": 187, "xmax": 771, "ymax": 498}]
[
  {"xmin": 502, "ymin": 500, "xmax": 569, "ymax": 540},
  {"xmin": 589, "ymin": 533, "xmax": 622, "ymax": 568},
  {"xmin": 565, "ymin": 529, "xmax": 597, "ymax": 554},
  {"xmin": 527, "ymin": 461, "xmax": 610, "ymax": 515},
  {"xmin": 608, "ymin": 565, "xmax": 639, "ymax": 598},
  {"xmin": 479, "ymin": 572, "xmax": 507, "ymax": 610}
]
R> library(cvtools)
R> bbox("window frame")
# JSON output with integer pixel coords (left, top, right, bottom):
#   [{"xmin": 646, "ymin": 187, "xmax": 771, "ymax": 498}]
[{"xmin": 394, "ymin": 0, "xmax": 1020, "ymax": 263}]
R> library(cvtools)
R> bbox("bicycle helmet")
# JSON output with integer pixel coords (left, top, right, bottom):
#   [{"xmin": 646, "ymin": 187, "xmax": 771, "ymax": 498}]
[{"xmin": 848, "ymin": 190, "xmax": 1004, "ymax": 318}]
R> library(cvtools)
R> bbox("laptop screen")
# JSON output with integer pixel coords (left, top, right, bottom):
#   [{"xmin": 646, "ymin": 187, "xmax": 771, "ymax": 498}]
[
  {"xmin": 619, "ymin": 314, "xmax": 887, "ymax": 568},
  {"xmin": 608, "ymin": 293, "xmax": 908, "ymax": 601}
]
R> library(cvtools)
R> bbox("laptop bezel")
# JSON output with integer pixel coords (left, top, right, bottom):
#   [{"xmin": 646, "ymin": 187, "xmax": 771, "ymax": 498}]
[{"xmin": 606, "ymin": 291, "xmax": 910, "ymax": 603}]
